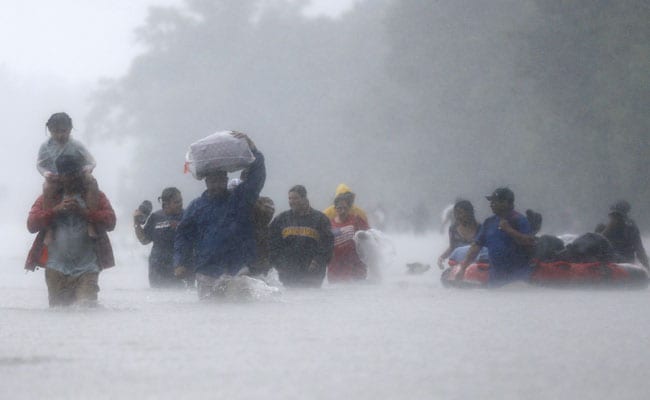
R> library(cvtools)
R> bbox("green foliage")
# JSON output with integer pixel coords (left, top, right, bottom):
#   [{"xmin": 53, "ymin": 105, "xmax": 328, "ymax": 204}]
[
  {"xmin": 523, "ymin": 0, "xmax": 650, "ymax": 226},
  {"xmin": 87, "ymin": 0, "xmax": 649, "ymax": 231}
]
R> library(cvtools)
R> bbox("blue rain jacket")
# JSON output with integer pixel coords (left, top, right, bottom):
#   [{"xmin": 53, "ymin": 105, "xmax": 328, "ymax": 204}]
[{"xmin": 174, "ymin": 150, "xmax": 265, "ymax": 278}]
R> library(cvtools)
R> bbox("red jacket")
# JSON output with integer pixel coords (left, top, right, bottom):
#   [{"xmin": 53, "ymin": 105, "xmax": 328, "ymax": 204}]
[
  {"xmin": 25, "ymin": 191, "xmax": 116, "ymax": 271},
  {"xmin": 328, "ymin": 214, "xmax": 370, "ymax": 281}
]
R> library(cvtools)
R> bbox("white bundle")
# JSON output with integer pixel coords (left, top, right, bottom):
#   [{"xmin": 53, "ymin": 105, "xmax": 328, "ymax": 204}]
[
  {"xmin": 354, "ymin": 229, "xmax": 395, "ymax": 283},
  {"xmin": 185, "ymin": 131, "xmax": 255, "ymax": 179}
]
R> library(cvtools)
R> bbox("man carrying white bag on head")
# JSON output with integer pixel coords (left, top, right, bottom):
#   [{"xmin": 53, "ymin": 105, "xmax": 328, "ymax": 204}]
[
  {"xmin": 175, "ymin": 131, "xmax": 266, "ymax": 300},
  {"xmin": 184, "ymin": 130, "xmax": 257, "ymax": 178}
]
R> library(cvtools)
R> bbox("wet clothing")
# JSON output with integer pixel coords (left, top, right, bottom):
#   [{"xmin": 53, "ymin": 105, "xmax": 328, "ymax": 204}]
[
  {"xmin": 45, "ymin": 268, "xmax": 99, "ymax": 307},
  {"xmin": 323, "ymin": 183, "xmax": 368, "ymax": 223},
  {"xmin": 142, "ymin": 209, "xmax": 185, "ymax": 288},
  {"xmin": 448, "ymin": 223, "xmax": 482, "ymax": 251},
  {"xmin": 249, "ymin": 196, "xmax": 275, "ymax": 276},
  {"xmin": 323, "ymin": 205, "xmax": 368, "ymax": 224},
  {"xmin": 25, "ymin": 191, "xmax": 116, "ymax": 271},
  {"xmin": 269, "ymin": 208, "xmax": 334, "ymax": 287},
  {"xmin": 327, "ymin": 214, "xmax": 369, "ymax": 282},
  {"xmin": 597, "ymin": 220, "xmax": 647, "ymax": 265},
  {"xmin": 37, "ymin": 138, "xmax": 96, "ymax": 177},
  {"xmin": 475, "ymin": 210, "xmax": 532, "ymax": 285},
  {"xmin": 25, "ymin": 190, "xmax": 115, "ymax": 307},
  {"xmin": 174, "ymin": 149, "xmax": 265, "ymax": 279},
  {"xmin": 45, "ymin": 194, "xmax": 99, "ymax": 276}
]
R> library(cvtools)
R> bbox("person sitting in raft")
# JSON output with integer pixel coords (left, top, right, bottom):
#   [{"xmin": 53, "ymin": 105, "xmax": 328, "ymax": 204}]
[
  {"xmin": 595, "ymin": 201, "xmax": 649, "ymax": 270},
  {"xmin": 458, "ymin": 187, "xmax": 535, "ymax": 286},
  {"xmin": 437, "ymin": 200, "xmax": 481, "ymax": 269},
  {"xmin": 323, "ymin": 183, "xmax": 368, "ymax": 224},
  {"xmin": 327, "ymin": 192, "xmax": 370, "ymax": 283}
]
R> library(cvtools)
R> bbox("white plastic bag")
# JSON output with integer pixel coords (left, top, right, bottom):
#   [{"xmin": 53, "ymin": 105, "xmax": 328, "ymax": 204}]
[
  {"xmin": 354, "ymin": 229, "xmax": 395, "ymax": 283},
  {"xmin": 184, "ymin": 131, "xmax": 255, "ymax": 179}
]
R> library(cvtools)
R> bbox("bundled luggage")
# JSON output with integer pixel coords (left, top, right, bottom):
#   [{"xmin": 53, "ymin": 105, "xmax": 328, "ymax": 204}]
[{"xmin": 184, "ymin": 131, "xmax": 255, "ymax": 179}]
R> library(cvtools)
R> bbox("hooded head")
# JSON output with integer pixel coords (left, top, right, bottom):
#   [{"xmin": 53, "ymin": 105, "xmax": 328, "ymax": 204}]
[
  {"xmin": 334, "ymin": 183, "xmax": 356, "ymax": 205},
  {"xmin": 335, "ymin": 183, "xmax": 351, "ymax": 196}
]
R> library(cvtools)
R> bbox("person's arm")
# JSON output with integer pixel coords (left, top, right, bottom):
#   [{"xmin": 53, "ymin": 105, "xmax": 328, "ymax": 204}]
[
  {"xmin": 27, "ymin": 196, "xmax": 54, "ymax": 233},
  {"xmin": 133, "ymin": 210, "xmax": 152, "ymax": 245},
  {"xmin": 312, "ymin": 215, "xmax": 334, "ymax": 269},
  {"xmin": 438, "ymin": 247, "xmax": 453, "ymax": 268},
  {"xmin": 173, "ymin": 203, "xmax": 197, "ymax": 275},
  {"xmin": 459, "ymin": 243, "xmax": 481, "ymax": 269},
  {"xmin": 232, "ymin": 133, "xmax": 266, "ymax": 204},
  {"xmin": 455, "ymin": 243, "xmax": 482, "ymax": 280},
  {"xmin": 268, "ymin": 215, "xmax": 284, "ymax": 268},
  {"xmin": 633, "ymin": 229, "xmax": 649, "ymax": 269},
  {"xmin": 84, "ymin": 192, "xmax": 116, "ymax": 232},
  {"xmin": 499, "ymin": 218, "xmax": 534, "ymax": 246},
  {"xmin": 457, "ymin": 220, "xmax": 488, "ymax": 278},
  {"xmin": 438, "ymin": 225, "xmax": 456, "ymax": 268}
]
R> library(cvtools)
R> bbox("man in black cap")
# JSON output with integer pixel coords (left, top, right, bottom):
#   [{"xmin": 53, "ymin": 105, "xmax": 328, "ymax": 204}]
[
  {"xmin": 458, "ymin": 187, "xmax": 535, "ymax": 285},
  {"xmin": 595, "ymin": 201, "xmax": 648, "ymax": 269}
]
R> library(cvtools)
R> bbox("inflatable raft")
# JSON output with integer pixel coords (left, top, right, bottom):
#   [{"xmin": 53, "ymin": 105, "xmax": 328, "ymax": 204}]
[{"xmin": 441, "ymin": 260, "xmax": 648, "ymax": 288}]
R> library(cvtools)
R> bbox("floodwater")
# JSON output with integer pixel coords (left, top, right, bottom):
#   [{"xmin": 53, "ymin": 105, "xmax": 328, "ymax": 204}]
[{"xmin": 1, "ymin": 229, "xmax": 649, "ymax": 400}]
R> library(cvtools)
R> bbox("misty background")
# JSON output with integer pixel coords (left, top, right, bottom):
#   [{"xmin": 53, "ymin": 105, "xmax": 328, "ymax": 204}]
[
  {"xmin": 2, "ymin": 3, "xmax": 650, "ymax": 399},
  {"xmin": 2, "ymin": 0, "xmax": 649, "ymax": 235}
]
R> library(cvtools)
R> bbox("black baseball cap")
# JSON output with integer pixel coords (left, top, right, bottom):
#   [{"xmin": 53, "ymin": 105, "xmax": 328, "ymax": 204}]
[{"xmin": 486, "ymin": 187, "xmax": 514, "ymax": 203}]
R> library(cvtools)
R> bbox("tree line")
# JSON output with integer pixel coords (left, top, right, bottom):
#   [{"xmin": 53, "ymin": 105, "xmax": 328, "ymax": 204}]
[{"xmin": 87, "ymin": 0, "xmax": 650, "ymax": 232}]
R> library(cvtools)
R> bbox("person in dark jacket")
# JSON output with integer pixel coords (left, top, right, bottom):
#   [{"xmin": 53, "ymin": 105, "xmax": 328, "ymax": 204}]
[
  {"xmin": 269, "ymin": 185, "xmax": 334, "ymax": 288},
  {"xmin": 173, "ymin": 132, "xmax": 265, "ymax": 300},
  {"xmin": 134, "ymin": 187, "xmax": 186, "ymax": 288},
  {"xmin": 249, "ymin": 196, "xmax": 275, "ymax": 276},
  {"xmin": 595, "ymin": 201, "xmax": 649, "ymax": 269}
]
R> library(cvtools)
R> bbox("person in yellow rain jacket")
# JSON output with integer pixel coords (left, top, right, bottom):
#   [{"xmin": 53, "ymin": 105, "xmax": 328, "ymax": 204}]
[{"xmin": 323, "ymin": 183, "xmax": 368, "ymax": 224}]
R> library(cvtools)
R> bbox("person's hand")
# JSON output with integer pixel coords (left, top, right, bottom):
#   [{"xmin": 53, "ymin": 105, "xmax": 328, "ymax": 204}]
[
  {"xmin": 231, "ymin": 131, "xmax": 256, "ymax": 151},
  {"xmin": 133, "ymin": 209, "xmax": 144, "ymax": 224},
  {"xmin": 498, "ymin": 219, "xmax": 513, "ymax": 233},
  {"xmin": 54, "ymin": 197, "xmax": 80, "ymax": 214},
  {"xmin": 55, "ymin": 197, "xmax": 88, "ymax": 218},
  {"xmin": 174, "ymin": 266, "xmax": 187, "ymax": 278}
]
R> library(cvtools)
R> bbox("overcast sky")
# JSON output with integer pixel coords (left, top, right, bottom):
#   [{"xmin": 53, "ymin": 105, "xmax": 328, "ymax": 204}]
[
  {"xmin": 0, "ymin": 0, "xmax": 356, "ymax": 82},
  {"xmin": 0, "ymin": 0, "xmax": 357, "ymax": 222}
]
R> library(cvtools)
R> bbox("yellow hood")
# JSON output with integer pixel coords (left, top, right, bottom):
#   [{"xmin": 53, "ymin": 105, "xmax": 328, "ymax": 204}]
[{"xmin": 335, "ymin": 183, "xmax": 352, "ymax": 196}]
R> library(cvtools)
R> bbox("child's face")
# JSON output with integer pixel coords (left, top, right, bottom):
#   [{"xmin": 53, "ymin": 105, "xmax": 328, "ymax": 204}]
[{"xmin": 49, "ymin": 126, "xmax": 71, "ymax": 144}]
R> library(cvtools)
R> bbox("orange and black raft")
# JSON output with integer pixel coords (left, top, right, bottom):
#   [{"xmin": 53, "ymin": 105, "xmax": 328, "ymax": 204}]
[{"xmin": 441, "ymin": 259, "xmax": 648, "ymax": 289}]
